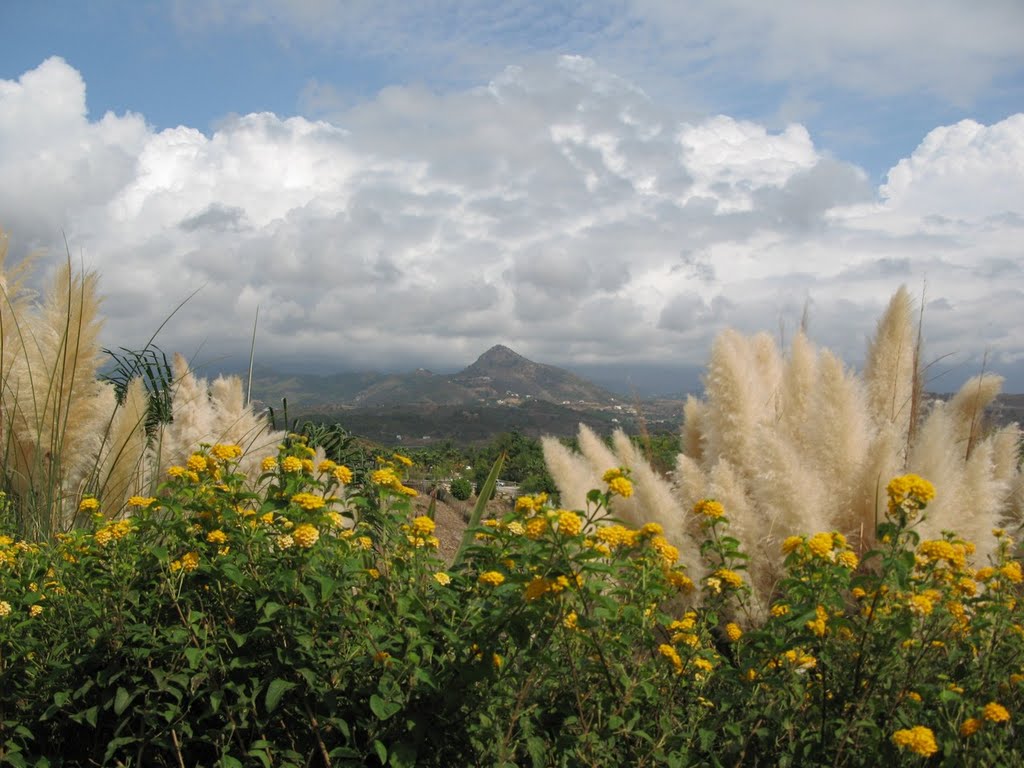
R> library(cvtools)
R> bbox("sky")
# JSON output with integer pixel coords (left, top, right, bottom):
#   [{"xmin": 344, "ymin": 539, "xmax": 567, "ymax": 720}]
[{"xmin": 1, "ymin": 1, "xmax": 1023, "ymax": 393}]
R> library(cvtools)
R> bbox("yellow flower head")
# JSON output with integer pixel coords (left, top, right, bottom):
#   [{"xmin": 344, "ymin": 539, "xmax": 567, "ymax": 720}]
[
  {"xmin": 891, "ymin": 726, "xmax": 938, "ymax": 758},
  {"xmin": 411, "ymin": 515, "xmax": 435, "ymax": 536},
  {"xmin": 886, "ymin": 474, "xmax": 936, "ymax": 521},
  {"xmin": 293, "ymin": 523, "xmax": 320, "ymax": 548},
  {"xmin": 393, "ymin": 453, "xmax": 413, "ymax": 467},
  {"xmin": 983, "ymin": 702, "xmax": 1011, "ymax": 723},
  {"xmin": 433, "ymin": 572, "xmax": 451, "ymax": 586},
  {"xmin": 333, "ymin": 465, "xmax": 354, "ymax": 484},
  {"xmin": 291, "ymin": 492, "xmax": 327, "ymax": 511},
  {"xmin": 0, "ymin": 601, "xmax": 10, "ymax": 617},
  {"xmin": 128, "ymin": 496, "xmax": 156, "ymax": 508},
  {"xmin": 281, "ymin": 456, "xmax": 303, "ymax": 473},
  {"xmin": 167, "ymin": 466, "xmax": 186, "ymax": 478},
  {"xmin": 602, "ymin": 467, "xmax": 625, "ymax": 483},
  {"xmin": 260, "ymin": 457, "xmax": 278, "ymax": 472},
  {"xmin": 959, "ymin": 718, "xmax": 982, "ymax": 738},
  {"xmin": 210, "ymin": 443, "xmax": 243, "ymax": 461},
  {"xmin": 607, "ymin": 476, "xmax": 633, "ymax": 498},
  {"xmin": 724, "ymin": 622, "xmax": 743, "ymax": 642},
  {"xmin": 693, "ymin": 499, "xmax": 725, "ymax": 519},
  {"xmin": 187, "ymin": 454, "xmax": 208, "ymax": 473},
  {"xmin": 557, "ymin": 511, "xmax": 583, "ymax": 537},
  {"xmin": 478, "ymin": 571, "xmax": 505, "ymax": 587},
  {"xmin": 658, "ymin": 643, "xmax": 683, "ymax": 673},
  {"xmin": 206, "ymin": 529, "xmax": 228, "ymax": 545},
  {"xmin": 714, "ymin": 568, "xmax": 744, "ymax": 589},
  {"xmin": 79, "ymin": 497, "xmax": 100, "ymax": 513},
  {"xmin": 807, "ymin": 532, "xmax": 834, "ymax": 559}
]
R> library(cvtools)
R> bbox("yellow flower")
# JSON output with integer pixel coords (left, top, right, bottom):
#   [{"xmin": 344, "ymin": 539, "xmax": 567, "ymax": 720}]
[
  {"xmin": 651, "ymin": 536, "xmax": 680, "ymax": 566},
  {"xmin": 206, "ymin": 529, "xmax": 228, "ymax": 545},
  {"xmin": 411, "ymin": 516, "xmax": 435, "ymax": 536},
  {"xmin": 837, "ymin": 551, "xmax": 859, "ymax": 569},
  {"xmin": 557, "ymin": 511, "xmax": 583, "ymax": 537},
  {"xmin": 366, "ymin": 568, "xmax": 381, "ymax": 580},
  {"xmin": 525, "ymin": 517, "xmax": 548, "ymax": 540},
  {"xmin": 770, "ymin": 603, "xmax": 790, "ymax": 617},
  {"xmin": 725, "ymin": 622, "xmax": 743, "ymax": 642},
  {"xmin": 781, "ymin": 535, "xmax": 804, "ymax": 555},
  {"xmin": 0, "ymin": 601, "xmax": 10, "ymax": 617},
  {"xmin": 127, "ymin": 496, "xmax": 156, "ymax": 508},
  {"xmin": 357, "ymin": 536, "xmax": 373, "ymax": 550},
  {"xmin": 478, "ymin": 571, "xmax": 505, "ymax": 587},
  {"xmin": 492, "ymin": 653, "xmax": 503, "ymax": 670},
  {"xmin": 371, "ymin": 467, "xmax": 401, "ymax": 488},
  {"xmin": 393, "ymin": 453, "xmax": 413, "ymax": 467},
  {"xmin": 658, "ymin": 643, "xmax": 683, "ymax": 673},
  {"xmin": 167, "ymin": 466, "xmax": 186, "ymax": 478},
  {"xmin": 602, "ymin": 467, "xmax": 625, "ymax": 483},
  {"xmin": 563, "ymin": 611, "xmax": 578, "ymax": 630},
  {"xmin": 806, "ymin": 605, "xmax": 828, "ymax": 637},
  {"xmin": 170, "ymin": 551, "xmax": 200, "ymax": 573},
  {"xmin": 301, "ymin": 458, "xmax": 315, "ymax": 473},
  {"xmin": 29, "ymin": 605, "xmax": 43, "ymax": 618},
  {"xmin": 909, "ymin": 594, "xmax": 934, "ymax": 616},
  {"xmin": 291, "ymin": 492, "xmax": 327, "ymax": 510},
  {"xmin": 293, "ymin": 523, "xmax": 320, "ymax": 548},
  {"xmin": 281, "ymin": 456, "xmax": 303, "ymax": 473},
  {"xmin": 714, "ymin": 568, "xmax": 744, "ymax": 589},
  {"xmin": 1000, "ymin": 561, "xmax": 1023, "ymax": 584},
  {"xmin": 886, "ymin": 474, "xmax": 936, "ymax": 521},
  {"xmin": 807, "ymin": 532, "xmax": 834, "ymax": 559},
  {"xmin": 433, "ymin": 572, "xmax": 451, "ymax": 586},
  {"xmin": 333, "ymin": 465, "xmax": 354, "ymax": 484},
  {"xmin": 892, "ymin": 726, "xmax": 938, "ymax": 758},
  {"xmin": 960, "ymin": 718, "xmax": 982, "ymax": 738},
  {"xmin": 210, "ymin": 443, "xmax": 243, "ymax": 461},
  {"xmin": 693, "ymin": 499, "xmax": 725, "ymax": 518},
  {"xmin": 524, "ymin": 576, "xmax": 551, "ymax": 601},
  {"xmin": 666, "ymin": 570, "xmax": 694, "ymax": 591},
  {"xmin": 261, "ymin": 457, "xmax": 278, "ymax": 472},
  {"xmin": 276, "ymin": 534, "xmax": 295, "ymax": 550},
  {"xmin": 607, "ymin": 476, "xmax": 633, "ymax": 498},
  {"xmin": 506, "ymin": 521, "xmax": 525, "ymax": 536},
  {"xmin": 640, "ymin": 522, "xmax": 664, "ymax": 536},
  {"xmin": 693, "ymin": 657, "xmax": 713, "ymax": 672},
  {"xmin": 187, "ymin": 453, "xmax": 208, "ymax": 472},
  {"xmin": 79, "ymin": 497, "xmax": 100, "ymax": 513},
  {"xmin": 983, "ymin": 702, "xmax": 1011, "ymax": 723}
]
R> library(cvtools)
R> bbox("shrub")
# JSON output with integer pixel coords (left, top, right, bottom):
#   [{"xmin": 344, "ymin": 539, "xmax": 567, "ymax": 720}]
[
  {"xmin": 1, "ymin": 448, "xmax": 1022, "ymax": 766},
  {"xmin": 449, "ymin": 476, "xmax": 472, "ymax": 500}
]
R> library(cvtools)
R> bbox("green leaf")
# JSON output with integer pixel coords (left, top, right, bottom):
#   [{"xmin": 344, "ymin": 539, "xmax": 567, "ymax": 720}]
[
  {"xmin": 265, "ymin": 679, "xmax": 297, "ymax": 713},
  {"xmin": 374, "ymin": 740, "xmax": 388, "ymax": 764},
  {"xmin": 113, "ymin": 687, "xmax": 133, "ymax": 716},
  {"xmin": 369, "ymin": 694, "xmax": 401, "ymax": 721},
  {"xmin": 453, "ymin": 452, "xmax": 505, "ymax": 568}
]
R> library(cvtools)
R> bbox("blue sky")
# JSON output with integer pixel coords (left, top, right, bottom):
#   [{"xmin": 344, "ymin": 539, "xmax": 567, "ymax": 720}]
[{"xmin": 1, "ymin": 1, "xmax": 1023, "ymax": 390}]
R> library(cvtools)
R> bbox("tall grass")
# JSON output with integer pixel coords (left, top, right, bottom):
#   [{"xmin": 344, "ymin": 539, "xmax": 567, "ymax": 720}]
[
  {"xmin": 0, "ymin": 229, "xmax": 289, "ymax": 538},
  {"xmin": 544, "ymin": 287, "xmax": 1024, "ymax": 616}
]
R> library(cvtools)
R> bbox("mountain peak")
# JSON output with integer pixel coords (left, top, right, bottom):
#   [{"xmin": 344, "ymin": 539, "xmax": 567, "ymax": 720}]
[{"xmin": 474, "ymin": 344, "xmax": 527, "ymax": 367}]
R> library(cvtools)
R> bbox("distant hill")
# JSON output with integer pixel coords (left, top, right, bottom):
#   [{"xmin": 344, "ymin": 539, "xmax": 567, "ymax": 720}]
[{"xmin": 249, "ymin": 344, "xmax": 622, "ymax": 411}]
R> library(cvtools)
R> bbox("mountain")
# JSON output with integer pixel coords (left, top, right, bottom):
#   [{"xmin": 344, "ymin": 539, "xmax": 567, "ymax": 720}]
[
  {"xmin": 249, "ymin": 344, "xmax": 623, "ymax": 411},
  {"xmin": 451, "ymin": 345, "xmax": 618, "ymax": 404}
]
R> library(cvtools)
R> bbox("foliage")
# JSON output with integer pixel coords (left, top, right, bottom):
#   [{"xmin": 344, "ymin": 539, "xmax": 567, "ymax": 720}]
[
  {"xmin": 449, "ymin": 477, "xmax": 472, "ymax": 501},
  {"xmin": 100, "ymin": 344, "xmax": 175, "ymax": 436},
  {"xmin": 1, "ymin": 448, "xmax": 1023, "ymax": 765}
]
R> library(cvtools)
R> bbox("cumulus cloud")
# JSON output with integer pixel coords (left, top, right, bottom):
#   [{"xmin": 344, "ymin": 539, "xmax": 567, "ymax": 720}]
[{"xmin": 1, "ymin": 55, "xmax": 1022, "ymax": 390}]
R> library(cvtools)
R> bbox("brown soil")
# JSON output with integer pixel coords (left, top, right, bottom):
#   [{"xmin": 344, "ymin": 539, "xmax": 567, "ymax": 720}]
[{"xmin": 410, "ymin": 492, "xmax": 515, "ymax": 564}]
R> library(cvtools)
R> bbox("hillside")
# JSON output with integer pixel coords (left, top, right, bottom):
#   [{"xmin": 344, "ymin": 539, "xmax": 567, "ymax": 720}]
[{"xmin": 250, "ymin": 344, "xmax": 621, "ymax": 411}]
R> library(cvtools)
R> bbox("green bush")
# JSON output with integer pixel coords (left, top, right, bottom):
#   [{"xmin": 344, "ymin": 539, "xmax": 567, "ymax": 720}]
[
  {"xmin": 0, "ymin": 450, "xmax": 1022, "ymax": 766},
  {"xmin": 449, "ymin": 476, "xmax": 472, "ymax": 501}
]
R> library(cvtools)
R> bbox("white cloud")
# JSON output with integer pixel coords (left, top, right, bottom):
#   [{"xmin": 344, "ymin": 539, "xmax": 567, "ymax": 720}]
[{"xmin": 1, "ymin": 56, "xmax": 1022, "ymax": 389}]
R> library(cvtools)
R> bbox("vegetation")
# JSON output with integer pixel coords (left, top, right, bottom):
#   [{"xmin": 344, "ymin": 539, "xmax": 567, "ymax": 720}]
[
  {"xmin": 544, "ymin": 288, "xmax": 1024, "ymax": 615},
  {"xmin": 1, "ymin": 232, "xmax": 1022, "ymax": 765},
  {"xmin": 449, "ymin": 477, "xmax": 472, "ymax": 501},
  {"xmin": 2, "ymin": 449, "xmax": 1023, "ymax": 765}
]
